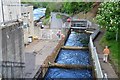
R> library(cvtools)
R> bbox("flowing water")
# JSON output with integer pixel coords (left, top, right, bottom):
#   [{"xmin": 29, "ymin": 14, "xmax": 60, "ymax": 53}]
[
  {"xmin": 45, "ymin": 68, "xmax": 92, "ymax": 79},
  {"xmin": 45, "ymin": 31, "xmax": 93, "ymax": 79},
  {"xmin": 65, "ymin": 31, "xmax": 90, "ymax": 47},
  {"xmin": 55, "ymin": 49, "xmax": 90, "ymax": 65}
]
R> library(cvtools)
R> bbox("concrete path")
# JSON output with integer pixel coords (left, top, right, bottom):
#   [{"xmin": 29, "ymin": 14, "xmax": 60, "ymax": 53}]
[
  {"xmin": 50, "ymin": 12, "xmax": 63, "ymax": 29},
  {"xmin": 24, "ymin": 39, "xmax": 59, "ymax": 78},
  {"xmin": 94, "ymin": 29, "xmax": 118, "ymax": 79}
]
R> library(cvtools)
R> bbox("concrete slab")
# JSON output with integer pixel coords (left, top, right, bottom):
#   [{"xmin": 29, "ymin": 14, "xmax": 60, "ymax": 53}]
[{"xmin": 24, "ymin": 39, "xmax": 59, "ymax": 78}]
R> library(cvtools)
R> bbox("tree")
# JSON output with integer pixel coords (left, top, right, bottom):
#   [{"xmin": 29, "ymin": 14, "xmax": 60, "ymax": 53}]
[
  {"xmin": 61, "ymin": 2, "xmax": 93, "ymax": 14},
  {"xmin": 45, "ymin": 6, "xmax": 50, "ymax": 18},
  {"xmin": 96, "ymin": 2, "xmax": 120, "ymax": 41}
]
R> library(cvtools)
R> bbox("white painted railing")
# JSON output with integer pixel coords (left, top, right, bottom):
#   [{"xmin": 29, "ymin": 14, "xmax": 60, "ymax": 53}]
[
  {"xmin": 89, "ymin": 31, "xmax": 104, "ymax": 78},
  {"xmin": 91, "ymin": 29, "xmax": 100, "ymax": 40}
]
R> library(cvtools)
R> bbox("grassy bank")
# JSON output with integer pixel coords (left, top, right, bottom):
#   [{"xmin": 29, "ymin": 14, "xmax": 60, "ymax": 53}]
[
  {"xmin": 100, "ymin": 33, "xmax": 120, "ymax": 75},
  {"xmin": 42, "ymin": 16, "xmax": 50, "ymax": 25},
  {"xmin": 56, "ymin": 14, "xmax": 62, "ymax": 19}
]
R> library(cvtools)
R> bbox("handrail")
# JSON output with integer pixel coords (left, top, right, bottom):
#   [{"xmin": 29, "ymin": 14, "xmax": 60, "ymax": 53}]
[{"xmin": 89, "ymin": 31, "xmax": 104, "ymax": 78}]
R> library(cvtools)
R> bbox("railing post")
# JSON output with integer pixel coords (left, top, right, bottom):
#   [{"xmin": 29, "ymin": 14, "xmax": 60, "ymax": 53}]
[{"xmin": 89, "ymin": 32, "xmax": 104, "ymax": 78}]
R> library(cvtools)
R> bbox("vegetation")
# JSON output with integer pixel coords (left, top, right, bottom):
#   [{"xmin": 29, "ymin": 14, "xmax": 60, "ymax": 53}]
[
  {"xmin": 100, "ymin": 34, "xmax": 120, "ymax": 75},
  {"xmin": 42, "ymin": 16, "xmax": 50, "ymax": 25},
  {"xmin": 21, "ymin": 1, "xmax": 120, "ymax": 76},
  {"xmin": 62, "ymin": 2, "xmax": 93, "ymax": 14},
  {"xmin": 97, "ymin": 2, "xmax": 120, "ymax": 75},
  {"xmin": 45, "ymin": 7, "xmax": 51, "ymax": 18},
  {"xmin": 96, "ymin": 2, "xmax": 120, "ymax": 41},
  {"xmin": 22, "ymin": 2, "xmax": 93, "ymax": 15},
  {"xmin": 56, "ymin": 14, "xmax": 62, "ymax": 19}
]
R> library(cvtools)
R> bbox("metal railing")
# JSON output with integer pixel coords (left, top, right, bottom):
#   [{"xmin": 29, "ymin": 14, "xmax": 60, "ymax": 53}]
[{"xmin": 89, "ymin": 30, "xmax": 104, "ymax": 78}]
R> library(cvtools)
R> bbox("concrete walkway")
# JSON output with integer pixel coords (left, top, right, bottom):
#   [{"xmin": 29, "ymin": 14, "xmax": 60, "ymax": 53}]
[
  {"xmin": 23, "ymin": 12, "xmax": 69, "ymax": 78},
  {"xmin": 24, "ymin": 39, "xmax": 59, "ymax": 78},
  {"xmin": 50, "ymin": 12, "xmax": 63, "ymax": 29},
  {"xmin": 94, "ymin": 29, "xmax": 118, "ymax": 79}
]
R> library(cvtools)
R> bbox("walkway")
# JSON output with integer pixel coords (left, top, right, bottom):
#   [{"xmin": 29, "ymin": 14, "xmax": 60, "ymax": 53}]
[
  {"xmin": 24, "ymin": 39, "xmax": 59, "ymax": 78},
  {"xmin": 50, "ymin": 12, "xmax": 63, "ymax": 29},
  {"xmin": 94, "ymin": 29, "xmax": 118, "ymax": 79}
]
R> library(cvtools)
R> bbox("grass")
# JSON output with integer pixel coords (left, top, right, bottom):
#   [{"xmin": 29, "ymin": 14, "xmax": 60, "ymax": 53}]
[
  {"xmin": 56, "ymin": 14, "xmax": 62, "ymax": 19},
  {"xmin": 42, "ymin": 16, "xmax": 50, "ymax": 25},
  {"xmin": 100, "ymin": 33, "xmax": 120, "ymax": 75}
]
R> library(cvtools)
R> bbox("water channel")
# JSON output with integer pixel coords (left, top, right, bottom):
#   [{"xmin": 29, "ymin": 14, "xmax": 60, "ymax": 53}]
[{"xmin": 44, "ymin": 30, "xmax": 94, "ymax": 79}]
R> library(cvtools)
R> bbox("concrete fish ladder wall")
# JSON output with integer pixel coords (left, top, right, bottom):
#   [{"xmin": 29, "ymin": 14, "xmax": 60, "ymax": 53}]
[
  {"xmin": 89, "ymin": 29, "xmax": 104, "ymax": 78},
  {"xmin": 33, "ymin": 29, "xmax": 70, "ymax": 78},
  {"xmin": 37, "ymin": 28, "xmax": 101, "ymax": 79}
]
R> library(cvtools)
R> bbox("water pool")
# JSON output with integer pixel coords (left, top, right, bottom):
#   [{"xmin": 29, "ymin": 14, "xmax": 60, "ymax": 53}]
[
  {"xmin": 45, "ymin": 68, "xmax": 92, "ymax": 79},
  {"xmin": 55, "ymin": 49, "xmax": 90, "ymax": 65},
  {"xmin": 65, "ymin": 32, "xmax": 89, "ymax": 47}
]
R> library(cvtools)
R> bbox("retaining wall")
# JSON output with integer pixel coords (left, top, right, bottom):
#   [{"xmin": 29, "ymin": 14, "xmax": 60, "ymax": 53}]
[
  {"xmin": 0, "ymin": 21, "xmax": 25, "ymax": 78},
  {"xmin": 89, "ymin": 29, "xmax": 104, "ymax": 78},
  {"xmin": 33, "ymin": 29, "xmax": 70, "ymax": 78}
]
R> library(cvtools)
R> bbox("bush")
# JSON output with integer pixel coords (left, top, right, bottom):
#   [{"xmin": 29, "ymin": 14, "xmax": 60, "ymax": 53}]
[
  {"xmin": 45, "ymin": 7, "xmax": 50, "ymax": 18},
  {"xmin": 105, "ymin": 31, "xmax": 116, "ymax": 40}
]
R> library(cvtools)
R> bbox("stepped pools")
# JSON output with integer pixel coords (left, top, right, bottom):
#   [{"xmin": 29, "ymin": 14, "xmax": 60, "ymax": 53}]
[
  {"xmin": 55, "ymin": 49, "xmax": 91, "ymax": 65},
  {"xmin": 44, "ymin": 31, "xmax": 94, "ymax": 79},
  {"xmin": 45, "ymin": 68, "xmax": 92, "ymax": 79},
  {"xmin": 65, "ymin": 31, "xmax": 90, "ymax": 47}
]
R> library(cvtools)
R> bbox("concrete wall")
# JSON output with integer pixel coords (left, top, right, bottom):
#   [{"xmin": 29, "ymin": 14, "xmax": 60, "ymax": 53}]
[
  {"xmin": 0, "ymin": 21, "xmax": 25, "ymax": 78},
  {"xmin": 21, "ymin": 4, "xmax": 34, "ymax": 44},
  {"xmin": 0, "ymin": 27, "xmax": 2, "ymax": 79},
  {"xmin": 0, "ymin": 0, "xmax": 3, "ymax": 23},
  {"xmin": 37, "ymin": 29, "xmax": 70, "ymax": 78},
  {"xmin": 0, "ymin": 0, "xmax": 21, "ymax": 23}
]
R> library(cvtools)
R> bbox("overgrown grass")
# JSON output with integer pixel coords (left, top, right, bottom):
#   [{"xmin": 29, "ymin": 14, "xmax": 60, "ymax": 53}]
[
  {"xmin": 100, "ymin": 33, "xmax": 120, "ymax": 74},
  {"xmin": 56, "ymin": 14, "xmax": 62, "ymax": 19},
  {"xmin": 42, "ymin": 16, "xmax": 50, "ymax": 25}
]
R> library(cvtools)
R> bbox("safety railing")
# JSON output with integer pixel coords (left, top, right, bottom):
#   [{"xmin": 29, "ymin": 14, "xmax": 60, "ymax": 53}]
[{"xmin": 89, "ymin": 30, "xmax": 104, "ymax": 78}]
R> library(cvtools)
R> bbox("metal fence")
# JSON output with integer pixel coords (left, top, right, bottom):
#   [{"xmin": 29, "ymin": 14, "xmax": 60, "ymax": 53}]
[{"xmin": 89, "ymin": 30, "xmax": 104, "ymax": 78}]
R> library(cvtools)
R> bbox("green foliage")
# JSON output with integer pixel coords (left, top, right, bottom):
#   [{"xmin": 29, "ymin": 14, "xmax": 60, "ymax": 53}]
[
  {"xmin": 47, "ymin": 2, "xmax": 63, "ymax": 12},
  {"xmin": 105, "ymin": 31, "xmax": 116, "ymax": 40},
  {"xmin": 61, "ymin": 2, "xmax": 93, "ymax": 14},
  {"xmin": 100, "ymin": 35, "xmax": 119, "ymax": 73},
  {"xmin": 22, "ymin": 2, "xmax": 93, "ymax": 16},
  {"xmin": 45, "ymin": 7, "xmax": 50, "ymax": 18},
  {"xmin": 96, "ymin": 2, "xmax": 120, "ymax": 40},
  {"xmin": 56, "ymin": 14, "xmax": 62, "ymax": 19},
  {"xmin": 42, "ymin": 16, "xmax": 50, "ymax": 25}
]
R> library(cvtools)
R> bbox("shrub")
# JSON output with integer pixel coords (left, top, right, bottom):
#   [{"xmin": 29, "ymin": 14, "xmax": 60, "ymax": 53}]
[{"xmin": 105, "ymin": 31, "xmax": 116, "ymax": 40}]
